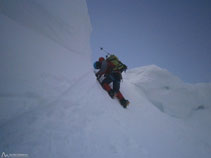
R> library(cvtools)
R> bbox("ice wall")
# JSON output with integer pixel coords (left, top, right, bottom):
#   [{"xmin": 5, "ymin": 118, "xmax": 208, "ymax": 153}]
[
  {"xmin": 0, "ymin": 0, "xmax": 92, "ymax": 125},
  {"xmin": 0, "ymin": 0, "xmax": 91, "ymax": 53}
]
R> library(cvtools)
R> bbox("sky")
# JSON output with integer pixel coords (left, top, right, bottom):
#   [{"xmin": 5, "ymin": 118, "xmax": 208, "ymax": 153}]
[{"xmin": 87, "ymin": 0, "xmax": 211, "ymax": 83}]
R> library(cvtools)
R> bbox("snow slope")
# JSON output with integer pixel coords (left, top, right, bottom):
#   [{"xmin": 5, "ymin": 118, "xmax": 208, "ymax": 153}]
[{"xmin": 0, "ymin": 0, "xmax": 211, "ymax": 158}]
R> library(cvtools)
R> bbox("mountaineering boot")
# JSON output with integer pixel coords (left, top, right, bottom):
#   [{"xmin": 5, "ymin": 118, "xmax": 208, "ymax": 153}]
[
  {"xmin": 115, "ymin": 91, "xmax": 129, "ymax": 108},
  {"xmin": 119, "ymin": 98, "xmax": 130, "ymax": 108},
  {"xmin": 108, "ymin": 89, "xmax": 115, "ymax": 98}
]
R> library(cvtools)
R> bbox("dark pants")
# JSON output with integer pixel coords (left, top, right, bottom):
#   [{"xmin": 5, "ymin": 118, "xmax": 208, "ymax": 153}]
[{"xmin": 102, "ymin": 72, "xmax": 122, "ymax": 93}]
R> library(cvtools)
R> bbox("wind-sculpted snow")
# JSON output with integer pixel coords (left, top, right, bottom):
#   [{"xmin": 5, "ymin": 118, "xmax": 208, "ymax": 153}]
[{"xmin": 125, "ymin": 65, "xmax": 211, "ymax": 118}]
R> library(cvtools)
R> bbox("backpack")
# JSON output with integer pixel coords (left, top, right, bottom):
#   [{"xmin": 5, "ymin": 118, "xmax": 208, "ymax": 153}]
[{"xmin": 106, "ymin": 54, "xmax": 127, "ymax": 72}]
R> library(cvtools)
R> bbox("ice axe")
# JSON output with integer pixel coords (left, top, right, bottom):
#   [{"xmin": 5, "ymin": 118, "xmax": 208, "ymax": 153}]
[{"xmin": 100, "ymin": 47, "xmax": 111, "ymax": 58}]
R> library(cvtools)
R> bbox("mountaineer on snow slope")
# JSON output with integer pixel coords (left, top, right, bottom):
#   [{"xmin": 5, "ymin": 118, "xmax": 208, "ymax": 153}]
[{"xmin": 93, "ymin": 53, "xmax": 129, "ymax": 108}]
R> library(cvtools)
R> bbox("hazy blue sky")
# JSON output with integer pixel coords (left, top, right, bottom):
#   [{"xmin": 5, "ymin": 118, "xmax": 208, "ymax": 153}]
[{"xmin": 87, "ymin": 0, "xmax": 211, "ymax": 83}]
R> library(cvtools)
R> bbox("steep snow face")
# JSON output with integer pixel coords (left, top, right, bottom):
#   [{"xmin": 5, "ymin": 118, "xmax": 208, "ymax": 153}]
[
  {"xmin": 0, "ymin": 0, "xmax": 91, "ymax": 125},
  {"xmin": 125, "ymin": 65, "xmax": 211, "ymax": 118}
]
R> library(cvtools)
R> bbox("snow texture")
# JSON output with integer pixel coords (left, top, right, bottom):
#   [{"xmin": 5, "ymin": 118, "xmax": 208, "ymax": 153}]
[{"xmin": 0, "ymin": 0, "xmax": 211, "ymax": 158}]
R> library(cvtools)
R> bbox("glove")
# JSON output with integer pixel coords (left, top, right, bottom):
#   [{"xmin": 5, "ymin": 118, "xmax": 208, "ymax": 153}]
[
  {"xmin": 95, "ymin": 73, "xmax": 98, "ymax": 78},
  {"xmin": 95, "ymin": 73, "xmax": 101, "ymax": 80}
]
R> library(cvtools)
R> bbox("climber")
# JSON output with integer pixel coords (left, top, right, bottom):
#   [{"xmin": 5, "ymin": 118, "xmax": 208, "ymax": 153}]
[{"xmin": 93, "ymin": 56, "xmax": 129, "ymax": 108}]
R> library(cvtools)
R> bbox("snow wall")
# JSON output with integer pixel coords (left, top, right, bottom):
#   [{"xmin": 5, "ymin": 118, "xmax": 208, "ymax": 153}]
[{"xmin": 0, "ymin": 0, "xmax": 92, "ymax": 125}]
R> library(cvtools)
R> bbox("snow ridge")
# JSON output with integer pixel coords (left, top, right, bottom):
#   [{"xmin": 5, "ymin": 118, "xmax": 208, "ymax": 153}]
[{"xmin": 125, "ymin": 65, "xmax": 211, "ymax": 118}]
